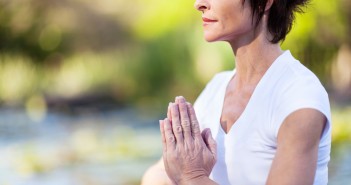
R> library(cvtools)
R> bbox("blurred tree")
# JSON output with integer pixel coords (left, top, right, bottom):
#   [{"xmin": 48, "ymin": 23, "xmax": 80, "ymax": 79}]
[
  {"xmin": 0, "ymin": 0, "xmax": 130, "ymax": 63},
  {"xmin": 0, "ymin": 0, "xmax": 349, "ymax": 106},
  {"xmin": 282, "ymin": 0, "xmax": 348, "ymax": 84}
]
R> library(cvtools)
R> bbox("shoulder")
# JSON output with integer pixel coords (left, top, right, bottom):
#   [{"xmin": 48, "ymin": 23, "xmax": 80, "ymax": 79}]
[
  {"xmin": 277, "ymin": 53, "xmax": 327, "ymax": 94},
  {"xmin": 276, "ymin": 58, "xmax": 329, "ymax": 111},
  {"xmin": 272, "ymin": 52, "xmax": 329, "ymax": 110},
  {"xmin": 270, "ymin": 54, "xmax": 331, "ymax": 140},
  {"xmin": 264, "ymin": 51, "xmax": 328, "ymax": 107}
]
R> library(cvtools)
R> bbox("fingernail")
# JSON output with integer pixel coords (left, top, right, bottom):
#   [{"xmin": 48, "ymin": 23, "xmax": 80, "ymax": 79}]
[{"xmin": 179, "ymin": 96, "xmax": 185, "ymax": 103}]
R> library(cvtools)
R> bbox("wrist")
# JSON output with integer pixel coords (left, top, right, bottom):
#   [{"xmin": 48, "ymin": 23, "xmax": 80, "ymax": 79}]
[{"xmin": 179, "ymin": 175, "xmax": 217, "ymax": 185}]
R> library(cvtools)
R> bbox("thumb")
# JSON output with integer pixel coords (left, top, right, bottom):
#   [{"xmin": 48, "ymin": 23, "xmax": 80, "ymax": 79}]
[{"xmin": 202, "ymin": 128, "xmax": 217, "ymax": 156}]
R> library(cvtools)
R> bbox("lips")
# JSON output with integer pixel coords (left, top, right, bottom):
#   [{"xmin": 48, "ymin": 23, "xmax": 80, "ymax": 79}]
[{"xmin": 202, "ymin": 17, "xmax": 217, "ymax": 23}]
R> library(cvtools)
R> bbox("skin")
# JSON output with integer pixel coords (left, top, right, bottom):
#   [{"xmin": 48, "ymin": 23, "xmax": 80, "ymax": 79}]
[
  {"xmin": 142, "ymin": 0, "xmax": 327, "ymax": 184},
  {"xmin": 160, "ymin": 97, "xmax": 217, "ymax": 185}
]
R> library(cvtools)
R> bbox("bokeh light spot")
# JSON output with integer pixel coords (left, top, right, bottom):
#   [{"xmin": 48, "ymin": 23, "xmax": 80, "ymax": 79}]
[{"xmin": 39, "ymin": 24, "xmax": 62, "ymax": 51}]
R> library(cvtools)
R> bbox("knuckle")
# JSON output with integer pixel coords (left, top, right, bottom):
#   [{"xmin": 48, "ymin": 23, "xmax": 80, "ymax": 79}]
[
  {"xmin": 168, "ymin": 136, "xmax": 175, "ymax": 142},
  {"xmin": 175, "ymin": 126, "xmax": 182, "ymax": 133},
  {"xmin": 192, "ymin": 122, "xmax": 199, "ymax": 130},
  {"xmin": 182, "ymin": 120, "xmax": 191, "ymax": 127},
  {"xmin": 165, "ymin": 126, "xmax": 172, "ymax": 131},
  {"xmin": 191, "ymin": 120, "xmax": 199, "ymax": 125},
  {"xmin": 179, "ymin": 106, "xmax": 188, "ymax": 114}
]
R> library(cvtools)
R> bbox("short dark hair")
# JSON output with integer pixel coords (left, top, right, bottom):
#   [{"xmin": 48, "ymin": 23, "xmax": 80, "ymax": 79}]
[{"xmin": 246, "ymin": 0, "xmax": 310, "ymax": 43}]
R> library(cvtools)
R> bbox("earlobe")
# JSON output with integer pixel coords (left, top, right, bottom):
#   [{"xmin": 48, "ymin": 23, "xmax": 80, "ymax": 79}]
[{"xmin": 265, "ymin": 0, "xmax": 274, "ymax": 11}]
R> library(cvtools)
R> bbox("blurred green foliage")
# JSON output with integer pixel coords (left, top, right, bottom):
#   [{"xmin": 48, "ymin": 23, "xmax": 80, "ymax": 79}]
[
  {"xmin": 0, "ymin": 1, "xmax": 350, "ymax": 184},
  {"xmin": 0, "ymin": 0, "xmax": 350, "ymax": 108},
  {"xmin": 282, "ymin": 0, "xmax": 349, "ymax": 83}
]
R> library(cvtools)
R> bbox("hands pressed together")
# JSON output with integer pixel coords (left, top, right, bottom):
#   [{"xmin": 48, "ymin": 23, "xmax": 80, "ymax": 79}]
[{"xmin": 159, "ymin": 96, "xmax": 218, "ymax": 185}]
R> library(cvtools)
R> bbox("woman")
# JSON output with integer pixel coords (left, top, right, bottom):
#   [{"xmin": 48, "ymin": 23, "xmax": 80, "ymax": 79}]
[{"xmin": 142, "ymin": 0, "xmax": 331, "ymax": 184}]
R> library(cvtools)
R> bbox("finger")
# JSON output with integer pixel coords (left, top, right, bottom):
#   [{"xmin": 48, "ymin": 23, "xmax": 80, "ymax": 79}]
[
  {"xmin": 177, "ymin": 97, "xmax": 192, "ymax": 140},
  {"xmin": 160, "ymin": 121, "xmax": 170, "ymax": 179},
  {"xmin": 160, "ymin": 120, "xmax": 167, "ymax": 152},
  {"xmin": 164, "ymin": 118, "xmax": 176, "ymax": 150},
  {"xmin": 186, "ymin": 102, "xmax": 202, "ymax": 139},
  {"xmin": 160, "ymin": 121, "xmax": 168, "ymax": 172},
  {"xmin": 167, "ymin": 102, "xmax": 172, "ymax": 122},
  {"xmin": 175, "ymin": 96, "xmax": 180, "ymax": 104},
  {"xmin": 171, "ymin": 103, "xmax": 184, "ymax": 144},
  {"xmin": 202, "ymin": 128, "xmax": 217, "ymax": 157}
]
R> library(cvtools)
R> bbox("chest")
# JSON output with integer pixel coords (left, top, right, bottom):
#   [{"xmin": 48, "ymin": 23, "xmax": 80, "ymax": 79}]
[{"xmin": 220, "ymin": 84, "xmax": 255, "ymax": 133}]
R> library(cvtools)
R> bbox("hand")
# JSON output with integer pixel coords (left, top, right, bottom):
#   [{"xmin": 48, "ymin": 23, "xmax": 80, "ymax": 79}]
[{"xmin": 160, "ymin": 96, "xmax": 217, "ymax": 185}]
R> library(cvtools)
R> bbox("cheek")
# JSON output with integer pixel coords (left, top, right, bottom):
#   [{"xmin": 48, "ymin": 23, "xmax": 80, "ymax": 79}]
[
  {"xmin": 221, "ymin": 8, "xmax": 253, "ymax": 34},
  {"xmin": 219, "ymin": 5, "xmax": 243, "ymax": 30}
]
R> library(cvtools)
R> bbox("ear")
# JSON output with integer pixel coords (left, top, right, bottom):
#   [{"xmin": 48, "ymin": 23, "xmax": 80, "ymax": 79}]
[{"xmin": 265, "ymin": 0, "xmax": 274, "ymax": 11}]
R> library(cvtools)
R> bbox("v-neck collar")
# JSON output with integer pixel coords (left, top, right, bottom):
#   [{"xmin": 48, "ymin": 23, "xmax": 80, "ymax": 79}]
[{"xmin": 216, "ymin": 50, "xmax": 291, "ymax": 137}]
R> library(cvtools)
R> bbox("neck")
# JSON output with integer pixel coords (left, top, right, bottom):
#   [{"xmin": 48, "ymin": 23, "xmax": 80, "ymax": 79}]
[{"xmin": 228, "ymin": 20, "xmax": 283, "ymax": 87}]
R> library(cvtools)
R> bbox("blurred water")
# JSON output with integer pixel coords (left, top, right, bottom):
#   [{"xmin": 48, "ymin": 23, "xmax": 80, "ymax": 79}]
[
  {"xmin": 0, "ymin": 108, "xmax": 350, "ymax": 185},
  {"xmin": 0, "ymin": 108, "xmax": 162, "ymax": 185},
  {"xmin": 329, "ymin": 143, "xmax": 351, "ymax": 185}
]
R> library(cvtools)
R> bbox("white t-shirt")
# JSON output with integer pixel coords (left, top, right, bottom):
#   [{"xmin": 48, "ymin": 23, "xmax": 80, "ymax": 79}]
[{"xmin": 193, "ymin": 51, "xmax": 331, "ymax": 185}]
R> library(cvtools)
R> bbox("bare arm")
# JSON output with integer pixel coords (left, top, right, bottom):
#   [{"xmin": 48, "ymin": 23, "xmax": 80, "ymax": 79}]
[
  {"xmin": 141, "ymin": 157, "xmax": 216, "ymax": 185},
  {"xmin": 141, "ymin": 158, "xmax": 173, "ymax": 185},
  {"xmin": 266, "ymin": 108, "xmax": 327, "ymax": 185}
]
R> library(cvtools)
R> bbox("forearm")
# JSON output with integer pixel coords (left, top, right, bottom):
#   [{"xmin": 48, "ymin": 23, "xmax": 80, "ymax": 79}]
[{"xmin": 142, "ymin": 162, "xmax": 172, "ymax": 185}]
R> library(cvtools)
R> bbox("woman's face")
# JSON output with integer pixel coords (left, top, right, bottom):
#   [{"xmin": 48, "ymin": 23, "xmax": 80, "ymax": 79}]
[{"xmin": 194, "ymin": 0, "xmax": 255, "ymax": 43}]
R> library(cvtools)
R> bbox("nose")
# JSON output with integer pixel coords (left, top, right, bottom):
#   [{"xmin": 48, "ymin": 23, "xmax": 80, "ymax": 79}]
[{"xmin": 194, "ymin": 0, "xmax": 210, "ymax": 12}]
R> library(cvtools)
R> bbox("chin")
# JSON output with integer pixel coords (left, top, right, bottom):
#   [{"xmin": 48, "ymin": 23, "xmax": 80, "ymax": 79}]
[{"xmin": 204, "ymin": 33, "xmax": 220, "ymax": 42}]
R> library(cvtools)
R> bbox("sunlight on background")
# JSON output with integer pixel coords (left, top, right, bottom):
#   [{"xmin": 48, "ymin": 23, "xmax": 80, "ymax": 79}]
[
  {"xmin": 25, "ymin": 94, "xmax": 47, "ymax": 122},
  {"xmin": 0, "ymin": 0, "xmax": 350, "ymax": 184}
]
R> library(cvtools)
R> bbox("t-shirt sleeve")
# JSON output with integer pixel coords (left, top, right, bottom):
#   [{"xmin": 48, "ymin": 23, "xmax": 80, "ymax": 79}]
[{"xmin": 273, "ymin": 77, "xmax": 332, "ymax": 143}]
